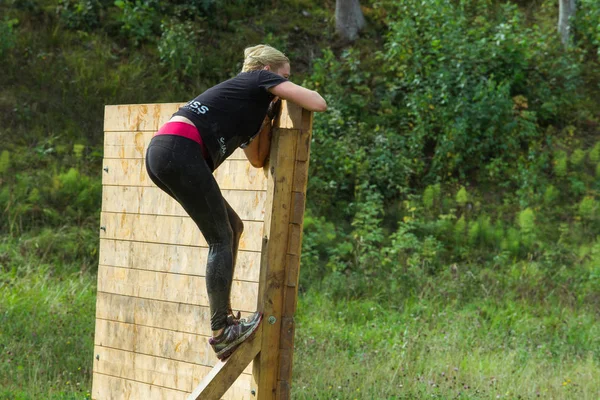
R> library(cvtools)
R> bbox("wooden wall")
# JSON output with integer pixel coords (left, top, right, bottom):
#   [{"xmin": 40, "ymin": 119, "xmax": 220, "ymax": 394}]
[{"xmin": 93, "ymin": 104, "xmax": 267, "ymax": 400}]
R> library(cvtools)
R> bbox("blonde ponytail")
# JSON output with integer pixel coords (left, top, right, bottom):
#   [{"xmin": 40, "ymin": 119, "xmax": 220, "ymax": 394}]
[{"xmin": 242, "ymin": 44, "xmax": 289, "ymax": 72}]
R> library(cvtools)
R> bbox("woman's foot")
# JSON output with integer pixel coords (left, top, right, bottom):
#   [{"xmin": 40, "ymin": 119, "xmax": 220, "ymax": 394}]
[{"xmin": 209, "ymin": 312, "xmax": 263, "ymax": 360}]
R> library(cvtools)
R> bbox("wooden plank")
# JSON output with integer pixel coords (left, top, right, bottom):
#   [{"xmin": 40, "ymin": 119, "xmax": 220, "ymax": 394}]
[
  {"xmin": 95, "ymin": 292, "xmax": 257, "ymax": 337},
  {"xmin": 96, "ymin": 292, "xmax": 211, "ymax": 336},
  {"xmin": 290, "ymin": 192, "xmax": 305, "ymax": 225},
  {"xmin": 282, "ymin": 285, "xmax": 298, "ymax": 317},
  {"xmin": 93, "ymin": 346, "xmax": 253, "ymax": 396},
  {"xmin": 276, "ymin": 380, "xmax": 291, "ymax": 400},
  {"xmin": 292, "ymin": 161, "xmax": 309, "ymax": 193},
  {"xmin": 287, "ymin": 224, "xmax": 302, "ymax": 256},
  {"xmin": 102, "ymin": 186, "xmax": 266, "ymax": 221},
  {"xmin": 285, "ymin": 255, "xmax": 299, "ymax": 288},
  {"xmin": 102, "ymin": 158, "xmax": 268, "ymax": 191},
  {"xmin": 93, "ymin": 345, "xmax": 195, "ymax": 392},
  {"xmin": 104, "ymin": 103, "xmax": 184, "ymax": 132},
  {"xmin": 192, "ymin": 365, "xmax": 253, "ymax": 400},
  {"xmin": 92, "ymin": 372, "xmax": 188, "ymax": 400},
  {"xmin": 99, "ymin": 239, "xmax": 261, "ymax": 282},
  {"xmin": 99, "ymin": 212, "xmax": 263, "ymax": 251},
  {"xmin": 254, "ymin": 125, "xmax": 298, "ymax": 400},
  {"xmin": 97, "ymin": 266, "xmax": 259, "ymax": 311},
  {"xmin": 94, "ymin": 319, "xmax": 253, "ymax": 374},
  {"xmin": 278, "ymin": 318, "xmax": 295, "ymax": 351},
  {"xmin": 187, "ymin": 328, "xmax": 262, "ymax": 400},
  {"xmin": 295, "ymin": 129, "xmax": 311, "ymax": 162},
  {"xmin": 277, "ymin": 102, "xmax": 303, "ymax": 130},
  {"xmin": 277, "ymin": 348, "xmax": 293, "ymax": 382},
  {"xmin": 103, "ymin": 131, "xmax": 247, "ymax": 160}
]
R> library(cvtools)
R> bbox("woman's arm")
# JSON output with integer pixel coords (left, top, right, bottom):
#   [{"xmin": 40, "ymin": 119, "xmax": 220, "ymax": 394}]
[
  {"xmin": 268, "ymin": 81, "xmax": 327, "ymax": 112},
  {"xmin": 243, "ymin": 116, "xmax": 272, "ymax": 168}
]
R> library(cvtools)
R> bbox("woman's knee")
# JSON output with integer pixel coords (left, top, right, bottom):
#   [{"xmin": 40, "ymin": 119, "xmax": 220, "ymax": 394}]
[{"xmin": 231, "ymin": 216, "xmax": 244, "ymax": 240}]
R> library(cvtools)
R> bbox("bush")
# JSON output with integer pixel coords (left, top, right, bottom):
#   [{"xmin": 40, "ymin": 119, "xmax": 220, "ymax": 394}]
[
  {"xmin": 0, "ymin": 17, "xmax": 18, "ymax": 59},
  {"xmin": 114, "ymin": 0, "xmax": 160, "ymax": 45},
  {"xmin": 158, "ymin": 20, "xmax": 199, "ymax": 82}
]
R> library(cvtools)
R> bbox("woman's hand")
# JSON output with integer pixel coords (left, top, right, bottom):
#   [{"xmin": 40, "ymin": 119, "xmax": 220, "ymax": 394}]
[{"xmin": 243, "ymin": 116, "xmax": 273, "ymax": 168}]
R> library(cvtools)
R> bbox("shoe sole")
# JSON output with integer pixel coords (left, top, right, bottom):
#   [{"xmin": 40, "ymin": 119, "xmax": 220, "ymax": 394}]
[{"xmin": 216, "ymin": 314, "xmax": 263, "ymax": 361}]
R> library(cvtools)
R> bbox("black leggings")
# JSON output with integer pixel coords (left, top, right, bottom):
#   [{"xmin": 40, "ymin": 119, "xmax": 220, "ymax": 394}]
[{"xmin": 145, "ymin": 134, "xmax": 242, "ymax": 331}]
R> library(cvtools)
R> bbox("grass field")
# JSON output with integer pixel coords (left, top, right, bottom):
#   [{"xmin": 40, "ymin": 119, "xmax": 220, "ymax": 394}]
[{"xmin": 1, "ymin": 255, "xmax": 599, "ymax": 400}]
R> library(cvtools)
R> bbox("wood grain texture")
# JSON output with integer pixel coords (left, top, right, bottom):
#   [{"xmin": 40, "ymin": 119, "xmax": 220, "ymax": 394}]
[
  {"xmin": 92, "ymin": 372, "xmax": 188, "ymax": 400},
  {"xmin": 102, "ymin": 158, "xmax": 268, "ymax": 191},
  {"xmin": 97, "ymin": 265, "xmax": 259, "ymax": 312},
  {"xmin": 99, "ymin": 239, "xmax": 260, "ymax": 282},
  {"xmin": 99, "ymin": 212, "xmax": 263, "ymax": 251},
  {"xmin": 96, "ymin": 292, "xmax": 258, "ymax": 339},
  {"xmin": 104, "ymin": 103, "xmax": 184, "ymax": 132},
  {"xmin": 102, "ymin": 186, "xmax": 266, "ymax": 221},
  {"xmin": 104, "ymin": 131, "xmax": 247, "ymax": 160},
  {"xmin": 254, "ymin": 126, "xmax": 298, "ymax": 400},
  {"xmin": 94, "ymin": 319, "xmax": 253, "ymax": 374},
  {"xmin": 93, "ymin": 346, "xmax": 253, "ymax": 395}
]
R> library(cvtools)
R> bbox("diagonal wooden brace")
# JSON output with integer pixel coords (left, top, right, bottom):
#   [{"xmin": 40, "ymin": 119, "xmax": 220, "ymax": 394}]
[{"xmin": 186, "ymin": 327, "xmax": 263, "ymax": 400}]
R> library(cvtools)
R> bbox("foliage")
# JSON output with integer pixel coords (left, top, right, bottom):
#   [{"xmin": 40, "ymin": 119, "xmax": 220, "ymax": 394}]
[
  {"xmin": 577, "ymin": 0, "xmax": 600, "ymax": 60},
  {"xmin": 113, "ymin": 0, "xmax": 160, "ymax": 45},
  {"xmin": 158, "ymin": 19, "xmax": 200, "ymax": 81}
]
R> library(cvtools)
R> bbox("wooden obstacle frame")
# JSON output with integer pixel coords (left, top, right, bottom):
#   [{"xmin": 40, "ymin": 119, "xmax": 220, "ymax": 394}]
[{"xmin": 92, "ymin": 101, "xmax": 312, "ymax": 399}]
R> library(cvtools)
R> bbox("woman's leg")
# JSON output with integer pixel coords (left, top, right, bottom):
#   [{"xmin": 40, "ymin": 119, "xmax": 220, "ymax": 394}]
[
  {"xmin": 224, "ymin": 200, "xmax": 243, "ymax": 316},
  {"xmin": 145, "ymin": 136, "xmax": 234, "ymax": 333}
]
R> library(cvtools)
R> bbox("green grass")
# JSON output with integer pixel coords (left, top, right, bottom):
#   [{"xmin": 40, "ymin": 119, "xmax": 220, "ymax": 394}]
[
  {"xmin": 292, "ymin": 293, "xmax": 600, "ymax": 399},
  {"xmin": 1, "ymin": 251, "xmax": 599, "ymax": 399},
  {"xmin": 0, "ymin": 242, "xmax": 95, "ymax": 399}
]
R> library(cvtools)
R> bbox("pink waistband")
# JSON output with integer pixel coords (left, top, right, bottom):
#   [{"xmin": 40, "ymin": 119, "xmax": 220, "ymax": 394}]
[{"xmin": 154, "ymin": 122, "xmax": 209, "ymax": 159}]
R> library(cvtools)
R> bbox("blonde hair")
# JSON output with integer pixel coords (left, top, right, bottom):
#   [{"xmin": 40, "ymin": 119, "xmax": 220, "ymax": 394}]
[{"xmin": 242, "ymin": 44, "xmax": 289, "ymax": 72}]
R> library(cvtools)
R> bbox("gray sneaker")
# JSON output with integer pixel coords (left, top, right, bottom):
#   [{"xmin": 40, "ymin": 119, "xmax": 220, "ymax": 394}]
[{"xmin": 209, "ymin": 312, "xmax": 263, "ymax": 360}]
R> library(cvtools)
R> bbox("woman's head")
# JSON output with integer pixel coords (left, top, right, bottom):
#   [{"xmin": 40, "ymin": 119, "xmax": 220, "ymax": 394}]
[{"xmin": 242, "ymin": 44, "xmax": 290, "ymax": 78}]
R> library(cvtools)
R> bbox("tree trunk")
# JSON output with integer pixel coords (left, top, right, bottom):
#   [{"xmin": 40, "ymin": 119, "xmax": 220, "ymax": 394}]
[
  {"xmin": 558, "ymin": 0, "xmax": 576, "ymax": 47},
  {"xmin": 335, "ymin": 0, "xmax": 365, "ymax": 42}
]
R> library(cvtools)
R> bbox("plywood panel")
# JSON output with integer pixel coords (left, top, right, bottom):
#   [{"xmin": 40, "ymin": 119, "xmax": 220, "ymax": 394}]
[
  {"xmin": 94, "ymin": 319, "xmax": 252, "ymax": 374},
  {"xmin": 96, "ymin": 292, "xmax": 211, "ymax": 336},
  {"xmin": 96, "ymin": 293, "xmax": 256, "ymax": 337},
  {"xmin": 92, "ymin": 372, "xmax": 187, "ymax": 400},
  {"xmin": 99, "ymin": 212, "xmax": 263, "ymax": 251},
  {"xmin": 99, "ymin": 239, "xmax": 261, "ymax": 282},
  {"xmin": 102, "ymin": 158, "xmax": 268, "ymax": 190},
  {"xmin": 97, "ymin": 266, "xmax": 259, "ymax": 311},
  {"xmin": 103, "ymin": 131, "xmax": 247, "ymax": 161},
  {"xmin": 94, "ymin": 346, "xmax": 195, "ymax": 392},
  {"xmin": 102, "ymin": 186, "xmax": 266, "ymax": 221},
  {"xmin": 93, "ymin": 346, "xmax": 253, "ymax": 395},
  {"xmin": 104, "ymin": 103, "xmax": 184, "ymax": 132}
]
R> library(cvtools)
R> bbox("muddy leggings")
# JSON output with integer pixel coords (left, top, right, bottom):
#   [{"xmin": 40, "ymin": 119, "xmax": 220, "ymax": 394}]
[{"xmin": 145, "ymin": 134, "xmax": 241, "ymax": 332}]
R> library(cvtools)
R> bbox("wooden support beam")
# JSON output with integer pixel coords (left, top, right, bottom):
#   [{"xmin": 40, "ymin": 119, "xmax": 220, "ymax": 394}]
[{"xmin": 187, "ymin": 327, "xmax": 263, "ymax": 400}]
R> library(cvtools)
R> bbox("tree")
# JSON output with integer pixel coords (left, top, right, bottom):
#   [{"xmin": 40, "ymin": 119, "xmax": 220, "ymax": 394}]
[
  {"xmin": 558, "ymin": 0, "xmax": 576, "ymax": 47},
  {"xmin": 335, "ymin": 0, "xmax": 365, "ymax": 42}
]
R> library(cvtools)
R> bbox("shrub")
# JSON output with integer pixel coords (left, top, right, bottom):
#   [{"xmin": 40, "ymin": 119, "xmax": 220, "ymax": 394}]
[
  {"xmin": 456, "ymin": 186, "xmax": 469, "ymax": 207},
  {"xmin": 553, "ymin": 151, "xmax": 568, "ymax": 177},
  {"xmin": 114, "ymin": 0, "xmax": 160, "ymax": 45},
  {"xmin": 57, "ymin": 0, "xmax": 107, "ymax": 30},
  {"xmin": 158, "ymin": 20, "xmax": 199, "ymax": 81},
  {"xmin": 0, "ymin": 17, "xmax": 18, "ymax": 59},
  {"xmin": 578, "ymin": 196, "xmax": 597, "ymax": 221}
]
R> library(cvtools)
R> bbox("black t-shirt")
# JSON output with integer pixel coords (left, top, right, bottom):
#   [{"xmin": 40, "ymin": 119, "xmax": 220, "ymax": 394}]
[{"xmin": 173, "ymin": 70, "xmax": 288, "ymax": 170}]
